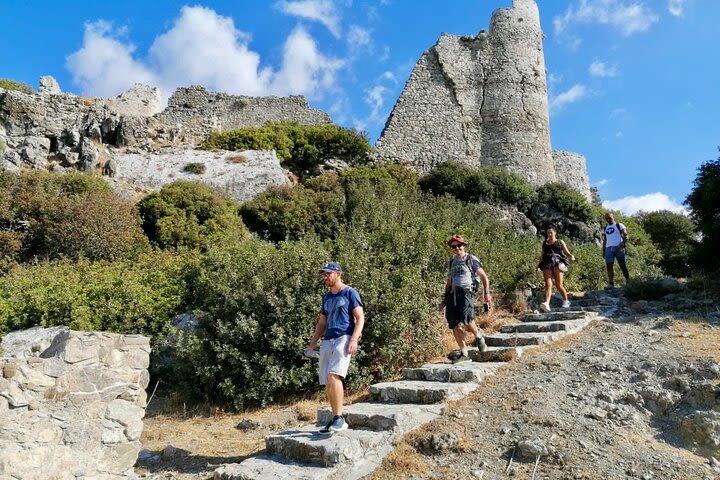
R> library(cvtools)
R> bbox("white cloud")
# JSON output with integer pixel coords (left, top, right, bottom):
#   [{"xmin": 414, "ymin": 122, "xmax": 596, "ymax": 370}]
[
  {"xmin": 549, "ymin": 84, "xmax": 588, "ymax": 112},
  {"xmin": 66, "ymin": 7, "xmax": 345, "ymax": 102},
  {"xmin": 275, "ymin": 0, "xmax": 341, "ymax": 38},
  {"xmin": 554, "ymin": 0, "xmax": 659, "ymax": 37},
  {"xmin": 615, "ymin": 131, "xmax": 623, "ymax": 137},
  {"xmin": 347, "ymin": 25, "xmax": 372, "ymax": 51},
  {"xmin": 668, "ymin": 0, "xmax": 686, "ymax": 16},
  {"xmin": 66, "ymin": 21, "xmax": 157, "ymax": 97},
  {"xmin": 589, "ymin": 61, "xmax": 619, "ymax": 77},
  {"xmin": 594, "ymin": 179, "xmax": 610, "ymax": 188},
  {"xmin": 603, "ymin": 192, "xmax": 686, "ymax": 215}
]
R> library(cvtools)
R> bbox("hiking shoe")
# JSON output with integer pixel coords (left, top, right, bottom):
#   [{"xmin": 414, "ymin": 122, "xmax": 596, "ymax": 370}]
[
  {"xmin": 319, "ymin": 419, "xmax": 333, "ymax": 434},
  {"xmin": 451, "ymin": 352, "xmax": 471, "ymax": 364},
  {"xmin": 539, "ymin": 302, "xmax": 551, "ymax": 312},
  {"xmin": 447, "ymin": 349, "xmax": 462, "ymax": 361},
  {"xmin": 328, "ymin": 416, "xmax": 348, "ymax": 433},
  {"xmin": 562, "ymin": 299, "xmax": 571, "ymax": 309},
  {"xmin": 474, "ymin": 336, "xmax": 487, "ymax": 352}
]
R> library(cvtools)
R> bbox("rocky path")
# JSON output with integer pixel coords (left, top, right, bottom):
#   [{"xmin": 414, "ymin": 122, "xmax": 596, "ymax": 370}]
[
  {"xmin": 137, "ymin": 289, "xmax": 720, "ymax": 480},
  {"xmin": 212, "ymin": 303, "xmax": 604, "ymax": 479}
]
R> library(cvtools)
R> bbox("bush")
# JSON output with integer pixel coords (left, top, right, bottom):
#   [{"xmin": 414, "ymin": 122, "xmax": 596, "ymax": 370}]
[
  {"xmin": 419, "ymin": 162, "xmax": 536, "ymax": 210},
  {"xmin": 0, "ymin": 171, "xmax": 148, "ymax": 262},
  {"xmin": 201, "ymin": 122, "xmax": 371, "ymax": 172},
  {"xmin": 536, "ymin": 182, "xmax": 594, "ymax": 221},
  {"xmin": 634, "ymin": 210, "xmax": 697, "ymax": 277},
  {"xmin": 183, "ymin": 162, "xmax": 207, "ymax": 174},
  {"xmin": 240, "ymin": 183, "xmax": 344, "ymax": 241},
  {"xmin": 685, "ymin": 156, "xmax": 720, "ymax": 273},
  {"xmin": 137, "ymin": 181, "xmax": 249, "ymax": 250},
  {"xmin": 0, "ymin": 251, "xmax": 200, "ymax": 337},
  {"xmin": 0, "ymin": 78, "xmax": 33, "ymax": 94}
]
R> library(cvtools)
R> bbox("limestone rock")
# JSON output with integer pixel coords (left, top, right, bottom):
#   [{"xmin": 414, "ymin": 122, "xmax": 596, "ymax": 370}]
[{"xmin": 39, "ymin": 75, "xmax": 61, "ymax": 95}]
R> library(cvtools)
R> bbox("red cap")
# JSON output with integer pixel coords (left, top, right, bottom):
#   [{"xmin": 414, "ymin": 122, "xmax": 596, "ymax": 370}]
[{"xmin": 447, "ymin": 234, "xmax": 467, "ymax": 247}]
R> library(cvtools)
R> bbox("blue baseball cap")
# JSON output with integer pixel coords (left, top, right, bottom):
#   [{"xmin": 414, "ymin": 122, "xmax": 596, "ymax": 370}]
[{"xmin": 320, "ymin": 261, "xmax": 343, "ymax": 273}]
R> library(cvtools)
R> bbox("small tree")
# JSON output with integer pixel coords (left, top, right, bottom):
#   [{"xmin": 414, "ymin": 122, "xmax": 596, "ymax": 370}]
[
  {"xmin": 685, "ymin": 154, "xmax": 720, "ymax": 272},
  {"xmin": 634, "ymin": 210, "xmax": 697, "ymax": 277}
]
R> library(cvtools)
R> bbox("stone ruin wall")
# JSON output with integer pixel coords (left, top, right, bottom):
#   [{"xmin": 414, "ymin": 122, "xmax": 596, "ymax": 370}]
[
  {"xmin": 375, "ymin": 0, "xmax": 591, "ymax": 200},
  {"xmin": 155, "ymin": 86, "xmax": 331, "ymax": 144},
  {"xmin": 0, "ymin": 327, "xmax": 150, "ymax": 479},
  {"xmin": 0, "ymin": 81, "xmax": 330, "ymax": 174}
]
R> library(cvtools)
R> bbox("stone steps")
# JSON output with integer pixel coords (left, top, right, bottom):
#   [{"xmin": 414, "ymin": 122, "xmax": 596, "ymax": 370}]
[
  {"xmin": 214, "ymin": 306, "xmax": 607, "ymax": 480},
  {"xmin": 368, "ymin": 379, "xmax": 479, "ymax": 404},
  {"xmin": 317, "ymin": 403, "xmax": 444, "ymax": 432},
  {"xmin": 265, "ymin": 426, "xmax": 388, "ymax": 467},
  {"xmin": 483, "ymin": 331, "xmax": 565, "ymax": 347},
  {"xmin": 521, "ymin": 310, "xmax": 598, "ymax": 322}
]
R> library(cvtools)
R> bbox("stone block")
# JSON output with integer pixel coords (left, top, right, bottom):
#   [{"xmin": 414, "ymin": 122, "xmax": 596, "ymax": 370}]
[
  {"xmin": 105, "ymin": 399, "xmax": 145, "ymax": 426},
  {"xmin": 368, "ymin": 380, "xmax": 478, "ymax": 404},
  {"xmin": 469, "ymin": 346, "xmax": 525, "ymax": 363},
  {"xmin": 317, "ymin": 403, "xmax": 443, "ymax": 432},
  {"xmin": 215, "ymin": 454, "xmax": 335, "ymax": 480},
  {"xmin": 265, "ymin": 425, "xmax": 387, "ymax": 467},
  {"xmin": 402, "ymin": 361, "xmax": 502, "ymax": 383},
  {"xmin": 483, "ymin": 331, "xmax": 564, "ymax": 347}
]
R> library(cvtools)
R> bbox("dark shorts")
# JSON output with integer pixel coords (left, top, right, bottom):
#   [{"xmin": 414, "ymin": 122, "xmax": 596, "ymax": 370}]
[{"xmin": 445, "ymin": 289, "xmax": 475, "ymax": 329}]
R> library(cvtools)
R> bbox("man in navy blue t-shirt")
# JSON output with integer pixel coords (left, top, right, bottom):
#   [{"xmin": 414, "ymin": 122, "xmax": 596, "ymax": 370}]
[{"xmin": 305, "ymin": 261, "xmax": 364, "ymax": 434}]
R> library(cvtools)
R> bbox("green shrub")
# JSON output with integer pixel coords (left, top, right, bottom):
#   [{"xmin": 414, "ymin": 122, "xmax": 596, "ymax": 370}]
[
  {"xmin": 240, "ymin": 183, "xmax": 344, "ymax": 241},
  {"xmin": 138, "ymin": 181, "xmax": 249, "ymax": 250},
  {"xmin": 634, "ymin": 210, "xmax": 697, "ymax": 277},
  {"xmin": 0, "ymin": 251, "xmax": 200, "ymax": 337},
  {"xmin": 419, "ymin": 162, "xmax": 536, "ymax": 210},
  {"xmin": 183, "ymin": 162, "xmax": 207, "ymax": 174},
  {"xmin": 685, "ymin": 156, "xmax": 720, "ymax": 273},
  {"xmin": 201, "ymin": 122, "xmax": 371, "ymax": 172},
  {"xmin": 0, "ymin": 78, "xmax": 33, "ymax": 94},
  {"xmin": 536, "ymin": 182, "xmax": 594, "ymax": 221},
  {"xmin": 0, "ymin": 171, "xmax": 147, "ymax": 262}
]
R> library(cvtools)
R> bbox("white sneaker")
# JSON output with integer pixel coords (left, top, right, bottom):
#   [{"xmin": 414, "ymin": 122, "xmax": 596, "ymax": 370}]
[
  {"xmin": 539, "ymin": 302, "xmax": 550, "ymax": 312},
  {"xmin": 562, "ymin": 299, "xmax": 571, "ymax": 308}
]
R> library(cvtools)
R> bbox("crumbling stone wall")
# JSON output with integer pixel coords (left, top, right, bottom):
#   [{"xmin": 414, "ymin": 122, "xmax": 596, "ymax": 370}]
[
  {"xmin": 376, "ymin": 0, "xmax": 591, "ymax": 199},
  {"xmin": 0, "ymin": 327, "xmax": 150, "ymax": 479},
  {"xmin": 553, "ymin": 151, "xmax": 591, "ymax": 200},
  {"xmin": 155, "ymin": 86, "xmax": 332, "ymax": 144}
]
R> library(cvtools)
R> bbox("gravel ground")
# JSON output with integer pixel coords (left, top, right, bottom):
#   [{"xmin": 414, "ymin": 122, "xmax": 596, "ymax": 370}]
[{"xmin": 137, "ymin": 290, "xmax": 720, "ymax": 480}]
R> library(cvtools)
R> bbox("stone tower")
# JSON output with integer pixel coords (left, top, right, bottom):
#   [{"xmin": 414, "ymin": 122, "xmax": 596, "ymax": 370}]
[{"xmin": 375, "ymin": 0, "xmax": 590, "ymax": 199}]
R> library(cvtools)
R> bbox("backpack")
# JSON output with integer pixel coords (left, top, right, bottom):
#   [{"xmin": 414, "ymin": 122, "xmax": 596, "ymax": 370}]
[{"xmin": 448, "ymin": 255, "xmax": 482, "ymax": 293}]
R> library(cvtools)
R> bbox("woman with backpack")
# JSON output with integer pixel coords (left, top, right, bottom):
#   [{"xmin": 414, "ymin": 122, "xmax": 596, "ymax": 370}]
[{"xmin": 536, "ymin": 227, "xmax": 575, "ymax": 312}]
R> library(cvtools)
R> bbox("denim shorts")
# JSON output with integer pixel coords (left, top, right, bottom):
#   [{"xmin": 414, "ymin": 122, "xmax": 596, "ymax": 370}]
[
  {"xmin": 319, "ymin": 335, "xmax": 352, "ymax": 385},
  {"xmin": 604, "ymin": 245, "xmax": 626, "ymax": 264}
]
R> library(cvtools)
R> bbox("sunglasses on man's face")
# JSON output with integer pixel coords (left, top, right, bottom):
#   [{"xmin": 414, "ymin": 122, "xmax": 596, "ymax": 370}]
[{"xmin": 450, "ymin": 244, "xmax": 464, "ymax": 249}]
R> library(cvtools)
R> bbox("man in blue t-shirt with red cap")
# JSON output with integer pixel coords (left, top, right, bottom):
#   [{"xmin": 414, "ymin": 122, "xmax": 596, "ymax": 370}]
[{"xmin": 305, "ymin": 261, "xmax": 365, "ymax": 434}]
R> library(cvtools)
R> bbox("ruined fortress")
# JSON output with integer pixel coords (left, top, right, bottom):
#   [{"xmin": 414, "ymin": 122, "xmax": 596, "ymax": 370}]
[
  {"xmin": 0, "ymin": 0, "xmax": 589, "ymax": 201},
  {"xmin": 376, "ymin": 0, "xmax": 591, "ymax": 199}
]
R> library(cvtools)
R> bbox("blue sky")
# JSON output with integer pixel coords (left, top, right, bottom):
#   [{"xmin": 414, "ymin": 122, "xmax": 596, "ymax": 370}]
[{"xmin": 2, "ymin": 0, "xmax": 718, "ymax": 214}]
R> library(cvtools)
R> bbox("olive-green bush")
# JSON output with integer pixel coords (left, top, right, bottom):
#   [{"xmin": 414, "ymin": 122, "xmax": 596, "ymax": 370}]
[
  {"xmin": 201, "ymin": 121, "xmax": 371, "ymax": 172},
  {"xmin": 685, "ymin": 156, "xmax": 720, "ymax": 273},
  {"xmin": 0, "ymin": 251, "xmax": 199, "ymax": 337},
  {"xmin": 634, "ymin": 210, "xmax": 697, "ymax": 277},
  {"xmin": 137, "ymin": 181, "xmax": 249, "ymax": 250},
  {"xmin": 0, "ymin": 171, "xmax": 148, "ymax": 262},
  {"xmin": 536, "ymin": 182, "xmax": 594, "ymax": 222},
  {"xmin": 0, "ymin": 78, "xmax": 33, "ymax": 94},
  {"xmin": 419, "ymin": 162, "xmax": 537, "ymax": 210},
  {"xmin": 239, "ymin": 183, "xmax": 345, "ymax": 241},
  {"xmin": 183, "ymin": 162, "xmax": 207, "ymax": 174}
]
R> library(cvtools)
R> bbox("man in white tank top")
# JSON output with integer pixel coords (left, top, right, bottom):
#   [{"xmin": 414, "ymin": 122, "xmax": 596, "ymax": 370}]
[{"xmin": 602, "ymin": 212, "xmax": 630, "ymax": 288}]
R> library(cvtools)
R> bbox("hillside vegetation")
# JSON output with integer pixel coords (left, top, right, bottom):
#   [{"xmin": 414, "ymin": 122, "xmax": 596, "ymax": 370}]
[{"xmin": 1, "ymin": 139, "xmax": 718, "ymax": 410}]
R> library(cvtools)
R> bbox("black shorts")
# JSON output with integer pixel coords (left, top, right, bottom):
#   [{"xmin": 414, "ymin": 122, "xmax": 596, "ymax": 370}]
[{"xmin": 445, "ymin": 289, "xmax": 475, "ymax": 329}]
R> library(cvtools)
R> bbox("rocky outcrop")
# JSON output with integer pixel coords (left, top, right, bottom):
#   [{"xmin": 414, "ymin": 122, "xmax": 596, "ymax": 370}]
[
  {"xmin": 375, "ymin": 0, "xmax": 591, "ymax": 200},
  {"xmin": 0, "ymin": 327, "xmax": 150, "ymax": 479},
  {"xmin": 109, "ymin": 148, "xmax": 290, "ymax": 202}
]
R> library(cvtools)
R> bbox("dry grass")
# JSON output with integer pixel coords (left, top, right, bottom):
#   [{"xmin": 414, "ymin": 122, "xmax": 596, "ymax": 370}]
[
  {"xmin": 670, "ymin": 318, "xmax": 720, "ymax": 362},
  {"xmin": 372, "ymin": 443, "xmax": 430, "ymax": 479},
  {"xmin": 80, "ymin": 97, "xmax": 95, "ymax": 107},
  {"xmin": 226, "ymin": 154, "xmax": 248, "ymax": 164}
]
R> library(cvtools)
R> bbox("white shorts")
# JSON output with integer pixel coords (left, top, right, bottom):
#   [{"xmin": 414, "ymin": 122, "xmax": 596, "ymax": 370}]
[{"xmin": 319, "ymin": 335, "xmax": 352, "ymax": 385}]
